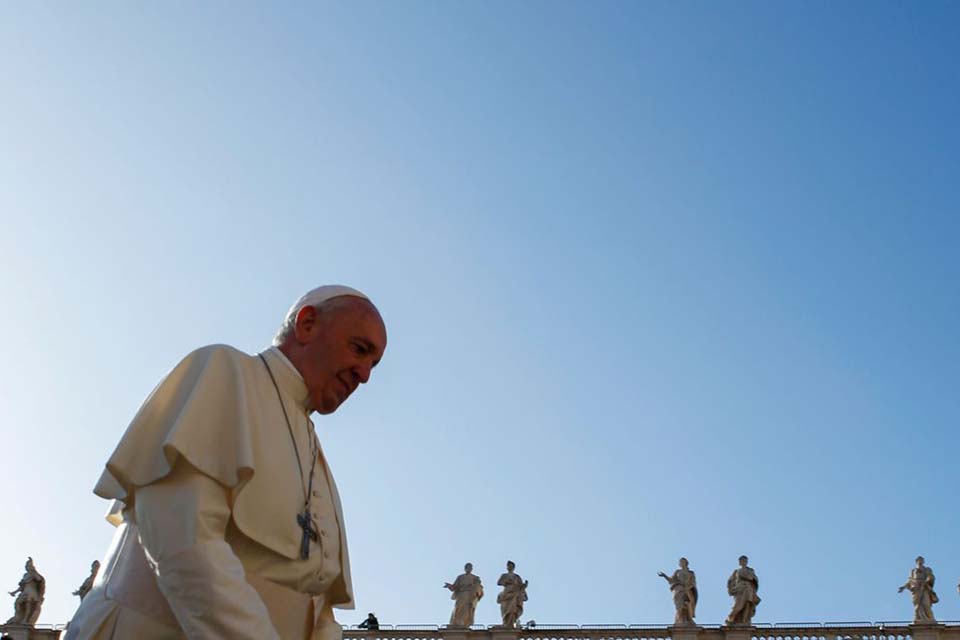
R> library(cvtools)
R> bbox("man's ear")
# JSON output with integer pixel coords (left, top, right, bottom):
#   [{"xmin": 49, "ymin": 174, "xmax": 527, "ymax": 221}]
[{"xmin": 293, "ymin": 306, "xmax": 319, "ymax": 343}]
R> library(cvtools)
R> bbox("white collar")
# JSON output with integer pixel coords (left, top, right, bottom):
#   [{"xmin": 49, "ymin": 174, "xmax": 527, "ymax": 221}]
[
  {"xmin": 268, "ymin": 345, "xmax": 304, "ymax": 381},
  {"xmin": 260, "ymin": 346, "xmax": 311, "ymax": 412}
]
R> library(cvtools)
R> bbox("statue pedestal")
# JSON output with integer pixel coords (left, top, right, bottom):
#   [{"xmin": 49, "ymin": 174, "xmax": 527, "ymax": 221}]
[
  {"xmin": 0, "ymin": 624, "xmax": 61, "ymax": 640},
  {"xmin": 910, "ymin": 623, "xmax": 944, "ymax": 640},
  {"xmin": 491, "ymin": 629, "xmax": 521, "ymax": 640},
  {"xmin": 0, "ymin": 624, "xmax": 34, "ymax": 640},
  {"xmin": 722, "ymin": 625, "xmax": 754, "ymax": 640},
  {"xmin": 440, "ymin": 628, "xmax": 470, "ymax": 640},
  {"xmin": 671, "ymin": 624, "xmax": 701, "ymax": 640}
]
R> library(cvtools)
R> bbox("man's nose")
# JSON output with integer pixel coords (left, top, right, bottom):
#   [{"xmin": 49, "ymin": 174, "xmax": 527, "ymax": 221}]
[{"xmin": 353, "ymin": 361, "xmax": 372, "ymax": 385}]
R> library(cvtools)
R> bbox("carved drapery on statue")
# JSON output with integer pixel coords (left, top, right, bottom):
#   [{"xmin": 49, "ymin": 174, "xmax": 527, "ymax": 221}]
[
  {"xmin": 659, "ymin": 558, "xmax": 698, "ymax": 625},
  {"xmin": 72, "ymin": 561, "xmax": 101, "ymax": 601},
  {"xmin": 445, "ymin": 564, "xmax": 483, "ymax": 626},
  {"xmin": 725, "ymin": 557, "xmax": 760, "ymax": 626},
  {"xmin": 497, "ymin": 561, "xmax": 529, "ymax": 628},
  {"xmin": 899, "ymin": 557, "xmax": 938, "ymax": 623},
  {"xmin": 6, "ymin": 558, "xmax": 45, "ymax": 627}
]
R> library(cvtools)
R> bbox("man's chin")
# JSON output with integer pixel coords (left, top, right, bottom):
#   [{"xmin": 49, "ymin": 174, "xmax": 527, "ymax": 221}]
[{"xmin": 313, "ymin": 394, "xmax": 343, "ymax": 415}]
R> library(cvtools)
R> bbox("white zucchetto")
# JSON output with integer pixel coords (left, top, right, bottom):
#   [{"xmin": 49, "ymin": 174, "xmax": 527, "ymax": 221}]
[{"xmin": 281, "ymin": 285, "xmax": 371, "ymax": 326}]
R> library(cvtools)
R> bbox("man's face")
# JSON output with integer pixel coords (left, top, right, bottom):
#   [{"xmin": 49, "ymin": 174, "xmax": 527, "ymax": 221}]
[
  {"xmin": 291, "ymin": 298, "xmax": 387, "ymax": 415},
  {"xmin": 465, "ymin": 563, "xmax": 473, "ymax": 574}
]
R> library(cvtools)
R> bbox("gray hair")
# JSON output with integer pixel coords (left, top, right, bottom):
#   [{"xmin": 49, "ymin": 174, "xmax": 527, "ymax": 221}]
[{"xmin": 272, "ymin": 295, "xmax": 364, "ymax": 346}]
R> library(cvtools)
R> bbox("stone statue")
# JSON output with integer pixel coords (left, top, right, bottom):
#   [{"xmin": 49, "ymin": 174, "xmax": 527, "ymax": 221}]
[
  {"xmin": 444, "ymin": 562, "xmax": 483, "ymax": 626},
  {"xmin": 496, "ymin": 560, "xmax": 529, "ymax": 628},
  {"xmin": 898, "ymin": 556, "xmax": 938, "ymax": 622},
  {"xmin": 725, "ymin": 555, "xmax": 760, "ymax": 625},
  {"xmin": 6, "ymin": 558, "xmax": 45, "ymax": 626},
  {"xmin": 72, "ymin": 561, "xmax": 101, "ymax": 601},
  {"xmin": 658, "ymin": 557, "xmax": 698, "ymax": 625}
]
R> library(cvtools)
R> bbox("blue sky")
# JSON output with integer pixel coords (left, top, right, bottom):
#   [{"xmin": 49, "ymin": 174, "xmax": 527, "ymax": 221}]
[{"xmin": 1, "ymin": 0, "xmax": 958, "ymax": 627}]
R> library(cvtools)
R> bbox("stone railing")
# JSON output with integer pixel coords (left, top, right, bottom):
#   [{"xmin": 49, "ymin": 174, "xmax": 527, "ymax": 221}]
[
  {"xmin": 342, "ymin": 622, "xmax": 960, "ymax": 640},
  {"xmin": 2, "ymin": 621, "xmax": 958, "ymax": 640}
]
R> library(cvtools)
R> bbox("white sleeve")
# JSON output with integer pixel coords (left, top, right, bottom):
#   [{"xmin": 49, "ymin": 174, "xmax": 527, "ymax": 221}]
[{"xmin": 135, "ymin": 461, "xmax": 281, "ymax": 640}]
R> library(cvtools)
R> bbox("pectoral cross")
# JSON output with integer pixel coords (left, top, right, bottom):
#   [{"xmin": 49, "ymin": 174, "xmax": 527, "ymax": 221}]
[{"xmin": 296, "ymin": 509, "xmax": 319, "ymax": 560}]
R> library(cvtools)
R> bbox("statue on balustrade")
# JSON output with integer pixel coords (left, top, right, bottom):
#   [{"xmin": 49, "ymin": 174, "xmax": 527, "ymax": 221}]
[
  {"xmin": 72, "ymin": 561, "xmax": 101, "ymax": 601},
  {"xmin": 658, "ymin": 557, "xmax": 698, "ymax": 625},
  {"xmin": 725, "ymin": 555, "xmax": 760, "ymax": 626},
  {"xmin": 898, "ymin": 556, "xmax": 938, "ymax": 623},
  {"xmin": 497, "ymin": 560, "xmax": 529, "ymax": 628},
  {"xmin": 444, "ymin": 562, "xmax": 483, "ymax": 626},
  {"xmin": 6, "ymin": 557, "xmax": 45, "ymax": 626}
]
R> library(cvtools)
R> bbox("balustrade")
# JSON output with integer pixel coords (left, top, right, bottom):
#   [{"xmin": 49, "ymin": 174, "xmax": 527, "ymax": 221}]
[{"xmin": 340, "ymin": 622, "xmax": 960, "ymax": 640}]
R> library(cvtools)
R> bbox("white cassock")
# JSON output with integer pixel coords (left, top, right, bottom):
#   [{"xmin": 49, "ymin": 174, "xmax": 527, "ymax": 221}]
[{"xmin": 65, "ymin": 345, "xmax": 354, "ymax": 640}]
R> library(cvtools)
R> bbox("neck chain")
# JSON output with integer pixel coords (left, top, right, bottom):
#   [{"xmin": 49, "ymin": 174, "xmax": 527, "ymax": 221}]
[{"xmin": 258, "ymin": 354, "xmax": 318, "ymax": 560}]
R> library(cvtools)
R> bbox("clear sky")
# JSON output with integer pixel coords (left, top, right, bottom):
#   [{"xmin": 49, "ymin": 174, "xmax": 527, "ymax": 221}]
[{"xmin": 1, "ymin": 0, "xmax": 958, "ymax": 628}]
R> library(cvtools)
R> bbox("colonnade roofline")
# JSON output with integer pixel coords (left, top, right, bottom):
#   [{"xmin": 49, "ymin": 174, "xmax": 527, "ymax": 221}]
[
  {"xmin": 340, "ymin": 621, "xmax": 960, "ymax": 640},
  {"xmin": 342, "ymin": 623, "xmax": 960, "ymax": 630}
]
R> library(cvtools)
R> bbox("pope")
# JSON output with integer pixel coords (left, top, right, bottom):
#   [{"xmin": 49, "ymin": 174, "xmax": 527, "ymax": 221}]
[{"xmin": 66, "ymin": 285, "xmax": 387, "ymax": 640}]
